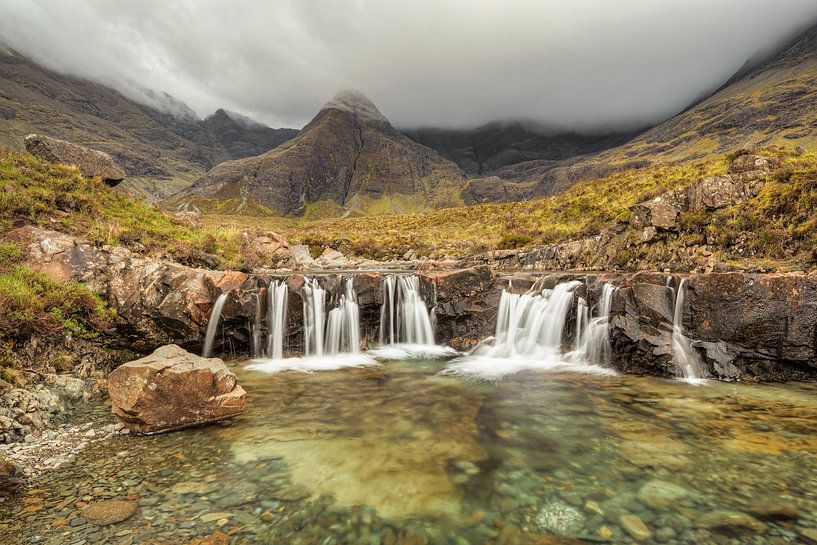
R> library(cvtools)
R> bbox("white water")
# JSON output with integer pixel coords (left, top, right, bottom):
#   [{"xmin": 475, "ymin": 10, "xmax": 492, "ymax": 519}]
[
  {"xmin": 671, "ymin": 279, "xmax": 707, "ymax": 383},
  {"xmin": 265, "ymin": 280, "xmax": 289, "ymax": 359},
  {"xmin": 302, "ymin": 278, "xmax": 327, "ymax": 358},
  {"xmin": 379, "ymin": 275, "xmax": 436, "ymax": 346},
  {"xmin": 569, "ymin": 283, "xmax": 615, "ymax": 364},
  {"xmin": 324, "ymin": 280, "xmax": 362, "ymax": 356},
  {"xmin": 444, "ymin": 281, "xmax": 615, "ymax": 380},
  {"xmin": 202, "ymin": 293, "xmax": 228, "ymax": 358},
  {"xmin": 248, "ymin": 276, "xmax": 374, "ymax": 373}
]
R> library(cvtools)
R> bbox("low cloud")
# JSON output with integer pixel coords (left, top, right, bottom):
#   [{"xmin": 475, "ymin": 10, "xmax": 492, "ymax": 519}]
[{"xmin": 1, "ymin": 0, "xmax": 816, "ymax": 131}]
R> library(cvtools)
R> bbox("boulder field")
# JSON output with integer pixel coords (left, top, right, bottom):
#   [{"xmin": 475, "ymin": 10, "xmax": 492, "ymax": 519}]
[{"xmin": 14, "ymin": 225, "xmax": 817, "ymax": 381}]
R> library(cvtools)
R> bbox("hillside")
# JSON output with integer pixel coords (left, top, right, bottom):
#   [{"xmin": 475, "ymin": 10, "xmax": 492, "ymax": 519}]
[
  {"xmin": 462, "ymin": 22, "xmax": 817, "ymax": 204},
  {"xmin": 404, "ymin": 122, "xmax": 637, "ymax": 175},
  {"xmin": 176, "ymin": 90, "xmax": 466, "ymax": 217},
  {"xmin": 0, "ymin": 45, "xmax": 296, "ymax": 200}
]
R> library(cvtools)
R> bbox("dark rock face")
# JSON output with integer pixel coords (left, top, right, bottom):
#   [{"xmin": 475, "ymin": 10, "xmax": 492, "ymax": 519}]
[
  {"xmin": 201, "ymin": 109, "xmax": 298, "ymax": 160},
  {"xmin": 25, "ymin": 134, "xmax": 126, "ymax": 186},
  {"xmin": 685, "ymin": 273, "xmax": 817, "ymax": 380},
  {"xmin": 179, "ymin": 90, "xmax": 465, "ymax": 216},
  {"xmin": 108, "ymin": 345, "xmax": 246, "ymax": 434},
  {"xmin": 420, "ymin": 267, "xmax": 500, "ymax": 350},
  {"xmin": 610, "ymin": 272, "xmax": 817, "ymax": 381}
]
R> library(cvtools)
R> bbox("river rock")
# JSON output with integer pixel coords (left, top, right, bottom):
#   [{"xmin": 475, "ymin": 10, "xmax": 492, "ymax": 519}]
[
  {"xmin": 637, "ymin": 479, "xmax": 689, "ymax": 509},
  {"xmin": 25, "ymin": 134, "xmax": 125, "ymax": 186},
  {"xmin": 620, "ymin": 514, "xmax": 650, "ymax": 541},
  {"xmin": 108, "ymin": 345, "xmax": 246, "ymax": 434},
  {"xmin": 695, "ymin": 510, "xmax": 766, "ymax": 536},
  {"xmin": 82, "ymin": 500, "xmax": 137, "ymax": 525},
  {"xmin": 747, "ymin": 502, "xmax": 800, "ymax": 521},
  {"xmin": 535, "ymin": 501, "xmax": 585, "ymax": 536}
]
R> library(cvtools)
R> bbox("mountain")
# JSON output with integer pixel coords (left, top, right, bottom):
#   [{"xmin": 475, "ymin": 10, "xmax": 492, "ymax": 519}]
[
  {"xmin": 403, "ymin": 123, "xmax": 638, "ymax": 175},
  {"xmin": 176, "ymin": 90, "xmax": 465, "ymax": 217},
  {"xmin": 463, "ymin": 22, "xmax": 817, "ymax": 204},
  {"xmin": 0, "ymin": 45, "xmax": 296, "ymax": 199}
]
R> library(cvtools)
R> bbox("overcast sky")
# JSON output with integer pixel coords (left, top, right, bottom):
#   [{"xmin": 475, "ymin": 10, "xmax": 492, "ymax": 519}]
[{"xmin": 1, "ymin": 0, "xmax": 816, "ymax": 131}]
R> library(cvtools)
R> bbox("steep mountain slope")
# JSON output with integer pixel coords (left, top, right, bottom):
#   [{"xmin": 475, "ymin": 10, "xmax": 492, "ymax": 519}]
[
  {"xmin": 404, "ymin": 123, "xmax": 637, "ymax": 175},
  {"xmin": 177, "ymin": 91, "xmax": 465, "ymax": 217},
  {"xmin": 0, "ymin": 45, "xmax": 296, "ymax": 199},
  {"xmin": 463, "ymin": 22, "xmax": 817, "ymax": 204}
]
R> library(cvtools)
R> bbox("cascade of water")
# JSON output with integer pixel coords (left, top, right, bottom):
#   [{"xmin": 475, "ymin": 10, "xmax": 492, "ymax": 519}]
[
  {"xmin": 265, "ymin": 280, "xmax": 289, "ymax": 359},
  {"xmin": 570, "ymin": 283, "xmax": 615, "ymax": 364},
  {"xmin": 302, "ymin": 278, "xmax": 327, "ymax": 357},
  {"xmin": 379, "ymin": 275, "xmax": 435, "ymax": 346},
  {"xmin": 324, "ymin": 280, "xmax": 361, "ymax": 355},
  {"xmin": 574, "ymin": 297, "xmax": 589, "ymax": 352},
  {"xmin": 671, "ymin": 279, "xmax": 706, "ymax": 381},
  {"xmin": 484, "ymin": 281, "xmax": 581, "ymax": 358},
  {"xmin": 249, "ymin": 293, "xmax": 263, "ymax": 358},
  {"xmin": 202, "ymin": 293, "xmax": 228, "ymax": 358}
]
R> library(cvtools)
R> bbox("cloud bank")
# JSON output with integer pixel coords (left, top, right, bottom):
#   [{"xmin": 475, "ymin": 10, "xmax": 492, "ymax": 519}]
[{"xmin": 1, "ymin": 0, "xmax": 816, "ymax": 130}]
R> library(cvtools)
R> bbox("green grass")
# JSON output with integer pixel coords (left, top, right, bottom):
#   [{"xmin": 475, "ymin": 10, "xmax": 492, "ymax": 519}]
[
  {"xmin": 0, "ymin": 241, "xmax": 114, "ymax": 381},
  {"xmin": 0, "ymin": 150, "xmax": 258, "ymax": 269}
]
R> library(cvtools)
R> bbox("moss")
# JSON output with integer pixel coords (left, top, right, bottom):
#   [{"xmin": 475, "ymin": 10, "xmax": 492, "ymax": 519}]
[{"xmin": 497, "ymin": 233, "xmax": 533, "ymax": 250}]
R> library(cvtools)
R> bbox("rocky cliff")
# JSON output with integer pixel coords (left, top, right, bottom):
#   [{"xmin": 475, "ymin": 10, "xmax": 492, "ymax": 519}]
[{"xmin": 176, "ymin": 90, "xmax": 466, "ymax": 216}]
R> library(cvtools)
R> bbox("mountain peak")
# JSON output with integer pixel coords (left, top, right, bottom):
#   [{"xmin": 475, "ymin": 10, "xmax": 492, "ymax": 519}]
[{"xmin": 321, "ymin": 89, "xmax": 388, "ymax": 124}]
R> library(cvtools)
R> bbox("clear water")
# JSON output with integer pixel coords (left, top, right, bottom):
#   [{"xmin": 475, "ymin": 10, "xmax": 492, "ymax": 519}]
[{"xmin": 3, "ymin": 359, "xmax": 817, "ymax": 545}]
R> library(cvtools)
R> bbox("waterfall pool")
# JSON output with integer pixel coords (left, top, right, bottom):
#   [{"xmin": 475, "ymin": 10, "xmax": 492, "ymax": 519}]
[{"xmin": 3, "ymin": 358, "xmax": 817, "ymax": 545}]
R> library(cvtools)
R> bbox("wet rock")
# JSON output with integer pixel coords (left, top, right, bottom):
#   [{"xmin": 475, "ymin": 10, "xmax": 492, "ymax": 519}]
[
  {"xmin": 637, "ymin": 479, "xmax": 689, "ymax": 509},
  {"xmin": 747, "ymin": 502, "xmax": 800, "ymax": 521},
  {"xmin": 188, "ymin": 530, "xmax": 229, "ymax": 545},
  {"xmin": 534, "ymin": 501, "xmax": 585, "ymax": 536},
  {"xmin": 108, "ymin": 345, "xmax": 246, "ymax": 434},
  {"xmin": 695, "ymin": 510, "xmax": 766, "ymax": 536},
  {"xmin": 82, "ymin": 500, "xmax": 137, "ymax": 525},
  {"xmin": 620, "ymin": 514, "xmax": 650, "ymax": 541},
  {"xmin": 25, "ymin": 134, "xmax": 125, "ymax": 186}
]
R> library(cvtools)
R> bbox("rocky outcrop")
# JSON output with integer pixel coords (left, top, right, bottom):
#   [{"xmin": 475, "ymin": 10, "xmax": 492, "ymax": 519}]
[
  {"xmin": 24, "ymin": 134, "xmax": 126, "ymax": 186},
  {"xmin": 609, "ymin": 272, "xmax": 817, "ymax": 380},
  {"xmin": 629, "ymin": 154, "xmax": 778, "ymax": 237},
  {"xmin": 108, "ymin": 345, "xmax": 246, "ymax": 434},
  {"xmin": 420, "ymin": 267, "xmax": 500, "ymax": 350}
]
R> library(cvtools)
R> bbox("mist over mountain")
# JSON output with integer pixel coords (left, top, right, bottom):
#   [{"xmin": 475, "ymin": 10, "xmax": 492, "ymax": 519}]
[{"xmin": 2, "ymin": 0, "xmax": 817, "ymax": 130}]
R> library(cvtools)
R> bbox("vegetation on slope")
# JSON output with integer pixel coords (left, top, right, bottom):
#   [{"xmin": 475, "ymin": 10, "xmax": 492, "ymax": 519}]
[
  {"xmin": 0, "ymin": 150, "xmax": 259, "ymax": 270},
  {"xmin": 0, "ymin": 240, "xmax": 114, "ymax": 383}
]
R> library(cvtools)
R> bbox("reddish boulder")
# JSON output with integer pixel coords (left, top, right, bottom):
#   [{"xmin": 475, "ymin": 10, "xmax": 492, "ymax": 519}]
[{"xmin": 108, "ymin": 345, "xmax": 245, "ymax": 434}]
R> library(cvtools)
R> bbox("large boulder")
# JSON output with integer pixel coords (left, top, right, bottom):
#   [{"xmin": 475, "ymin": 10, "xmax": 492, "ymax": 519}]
[
  {"xmin": 25, "ymin": 134, "xmax": 126, "ymax": 186},
  {"xmin": 108, "ymin": 345, "xmax": 246, "ymax": 434}
]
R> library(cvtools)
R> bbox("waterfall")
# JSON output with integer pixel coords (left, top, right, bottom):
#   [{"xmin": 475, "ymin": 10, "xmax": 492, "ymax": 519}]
[
  {"xmin": 248, "ymin": 276, "xmax": 375, "ymax": 373},
  {"xmin": 570, "ymin": 283, "xmax": 615, "ymax": 364},
  {"xmin": 379, "ymin": 275, "xmax": 435, "ymax": 345},
  {"xmin": 202, "ymin": 293, "xmax": 228, "ymax": 358},
  {"xmin": 249, "ymin": 293, "xmax": 263, "ymax": 358},
  {"xmin": 488, "ymin": 281, "xmax": 581, "ymax": 358},
  {"xmin": 302, "ymin": 278, "xmax": 327, "ymax": 357},
  {"xmin": 265, "ymin": 280, "xmax": 289, "ymax": 359},
  {"xmin": 324, "ymin": 280, "xmax": 361, "ymax": 355},
  {"xmin": 671, "ymin": 279, "xmax": 706, "ymax": 382},
  {"xmin": 443, "ymin": 280, "xmax": 614, "ymax": 380}
]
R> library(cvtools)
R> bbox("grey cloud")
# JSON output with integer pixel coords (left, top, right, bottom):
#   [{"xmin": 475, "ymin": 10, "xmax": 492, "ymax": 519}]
[{"xmin": 1, "ymin": 0, "xmax": 816, "ymax": 131}]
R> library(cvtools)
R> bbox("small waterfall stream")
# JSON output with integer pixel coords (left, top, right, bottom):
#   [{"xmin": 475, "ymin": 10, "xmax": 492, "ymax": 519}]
[
  {"xmin": 202, "ymin": 293, "xmax": 228, "ymax": 358},
  {"xmin": 324, "ymin": 281, "xmax": 362, "ymax": 356},
  {"xmin": 265, "ymin": 280, "xmax": 288, "ymax": 360},
  {"xmin": 379, "ymin": 275, "xmax": 435, "ymax": 346},
  {"xmin": 443, "ymin": 280, "xmax": 613, "ymax": 379},
  {"xmin": 569, "ymin": 283, "xmax": 615, "ymax": 364},
  {"xmin": 670, "ymin": 279, "xmax": 707, "ymax": 382}
]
